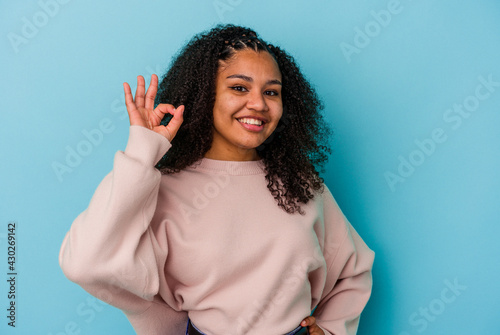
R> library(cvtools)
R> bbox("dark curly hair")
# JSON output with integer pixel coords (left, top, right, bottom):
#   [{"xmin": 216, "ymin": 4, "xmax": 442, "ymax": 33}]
[{"xmin": 154, "ymin": 24, "xmax": 332, "ymax": 215}]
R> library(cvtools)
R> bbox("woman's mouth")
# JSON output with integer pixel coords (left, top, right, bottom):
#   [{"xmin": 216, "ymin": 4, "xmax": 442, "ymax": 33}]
[{"xmin": 237, "ymin": 117, "xmax": 265, "ymax": 132}]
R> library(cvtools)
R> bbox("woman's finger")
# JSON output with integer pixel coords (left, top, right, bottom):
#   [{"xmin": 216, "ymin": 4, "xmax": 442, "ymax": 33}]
[
  {"xmin": 123, "ymin": 82, "xmax": 139, "ymax": 124},
  {"xmin": 123, "ymin": 82, "xmax": 134, "ymax": 108},
  {"xmin": 135, "ymin": 75, "xmax": 146, "ymax": 108},
  {"xmin": 152, "ymin": 103, "xmax": 174, "ymax": 121},
  {"xmin": 145, "ymin": 74, "xmax": 158, "ymax": 111},
  {"xmin": 300, "ymin": 316, "xmax": 325, "ymax": 335},
  {"xmin": 300, "ymin": 316, "xmax": 316, "ymax": 327},
  {"xmin": 163, "ymin": 105, "xmax": 184, "ymax": 141}
]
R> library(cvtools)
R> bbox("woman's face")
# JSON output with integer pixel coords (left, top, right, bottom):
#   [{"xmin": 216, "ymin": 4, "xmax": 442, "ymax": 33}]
[{"xmin": 205, "ymin": 48, "xmax": 283, "ymax": 161}]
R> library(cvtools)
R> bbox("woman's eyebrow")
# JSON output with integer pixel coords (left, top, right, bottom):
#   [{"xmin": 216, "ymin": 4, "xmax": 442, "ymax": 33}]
[{"xmin": 226, "ymin": 74, "xmax": 282, "ymax": 86}]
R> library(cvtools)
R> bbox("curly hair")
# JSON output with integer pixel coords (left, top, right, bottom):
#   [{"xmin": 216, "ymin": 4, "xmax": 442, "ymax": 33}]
[{"xmin": 154, "ymin": 24, "xmax": 332, "ymax": 215}]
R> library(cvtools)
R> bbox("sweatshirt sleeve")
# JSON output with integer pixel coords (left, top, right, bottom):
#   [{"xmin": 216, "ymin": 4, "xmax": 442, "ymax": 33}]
[
  {"xmin": 59, "ymin": 125, "xmax": 180, "ymax": 317},
  {"xmin": 312, "ymin": 186, "xmax": 375, "ymax": 335}
]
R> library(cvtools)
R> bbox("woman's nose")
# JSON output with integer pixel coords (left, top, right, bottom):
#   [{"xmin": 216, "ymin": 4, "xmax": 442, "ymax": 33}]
[{"xmin": 246, "ymin": 91, "xmax": 269, "ymax": 112}]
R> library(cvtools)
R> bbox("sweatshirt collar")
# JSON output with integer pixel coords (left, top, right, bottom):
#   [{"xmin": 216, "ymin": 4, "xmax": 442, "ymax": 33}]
[{"xmin": 187, "ymin": 157, "xmax": 266, "ymax": 175}]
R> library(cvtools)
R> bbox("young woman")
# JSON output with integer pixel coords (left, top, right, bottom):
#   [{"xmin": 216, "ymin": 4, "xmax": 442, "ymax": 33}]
[{"xmin": 59, "ymin": 24, "xmax": 375, "ymax": 335}]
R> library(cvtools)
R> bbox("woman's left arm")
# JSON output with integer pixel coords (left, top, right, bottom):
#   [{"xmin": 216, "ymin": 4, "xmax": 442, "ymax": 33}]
[{"xmin": 310, "ymin": 187, "xmax": 375, "ymax": 335}]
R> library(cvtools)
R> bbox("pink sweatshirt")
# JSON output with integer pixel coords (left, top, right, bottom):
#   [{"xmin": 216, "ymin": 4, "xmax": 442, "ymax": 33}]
[{"xmin": 59, "ymin": 126, "xmax": 375, "ymax": 335}]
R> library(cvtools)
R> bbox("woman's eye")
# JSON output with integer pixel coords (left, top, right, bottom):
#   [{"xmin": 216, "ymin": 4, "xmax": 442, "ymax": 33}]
[
  {"xmin": 229, "ymin": 86, "xmax": 279, "ymax": 96},
  {"xmin": 230, "ymin": 86, "xmax": 247, "ymax": 92},
  {"xmin": 265, "ymin": 90, "xmax": 279, "ymax": 96}
]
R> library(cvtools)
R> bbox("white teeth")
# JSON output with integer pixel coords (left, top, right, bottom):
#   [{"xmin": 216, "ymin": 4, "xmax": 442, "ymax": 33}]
[{"xmin": 238, "ymin": 118, "xmax": 263, "ymax": 126}]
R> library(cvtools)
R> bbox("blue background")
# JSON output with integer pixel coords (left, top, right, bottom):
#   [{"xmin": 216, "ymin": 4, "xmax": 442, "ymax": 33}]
[{"xmin": 1, "ymin": 0, "xmax": 499, "ymax": 334}]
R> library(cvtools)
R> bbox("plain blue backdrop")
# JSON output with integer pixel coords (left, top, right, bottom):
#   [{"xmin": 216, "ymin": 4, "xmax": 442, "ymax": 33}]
[{"xmin": 1, "ymin": 0, "xmax": 499, "ymax": 334}]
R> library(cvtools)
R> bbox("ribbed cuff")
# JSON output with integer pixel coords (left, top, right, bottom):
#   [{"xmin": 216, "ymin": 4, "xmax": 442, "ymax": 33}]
[{"xmin": 124, "ymin": 126, "xmax": 172, "ymax": 165}]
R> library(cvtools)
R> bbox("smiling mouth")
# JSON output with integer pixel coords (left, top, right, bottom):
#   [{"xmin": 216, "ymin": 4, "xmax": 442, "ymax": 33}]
[
  {"xmin": 237, "ymin": 117, "xmax": 264, "ymax": 126},
  {"xmin": 236, "ymin": 117, "xmax": 266, "ymax": 132}
]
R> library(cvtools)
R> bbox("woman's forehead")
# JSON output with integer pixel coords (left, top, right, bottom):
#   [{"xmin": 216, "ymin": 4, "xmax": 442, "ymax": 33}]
[{"xmin": 217, "ymin": 49, "xmax": 281, "ymax": 79}]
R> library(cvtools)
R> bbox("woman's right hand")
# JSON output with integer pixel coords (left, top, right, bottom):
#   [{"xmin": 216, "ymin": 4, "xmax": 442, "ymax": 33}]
[{"xmin": 123, "ymin": 74, "xmax": 184, "ymax": 142}]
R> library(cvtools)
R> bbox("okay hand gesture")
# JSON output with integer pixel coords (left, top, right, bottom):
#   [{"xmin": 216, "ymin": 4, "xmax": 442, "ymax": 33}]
[{"xmin": 123, "ymin": 74, "xmax": 184, "ymax": 142}]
